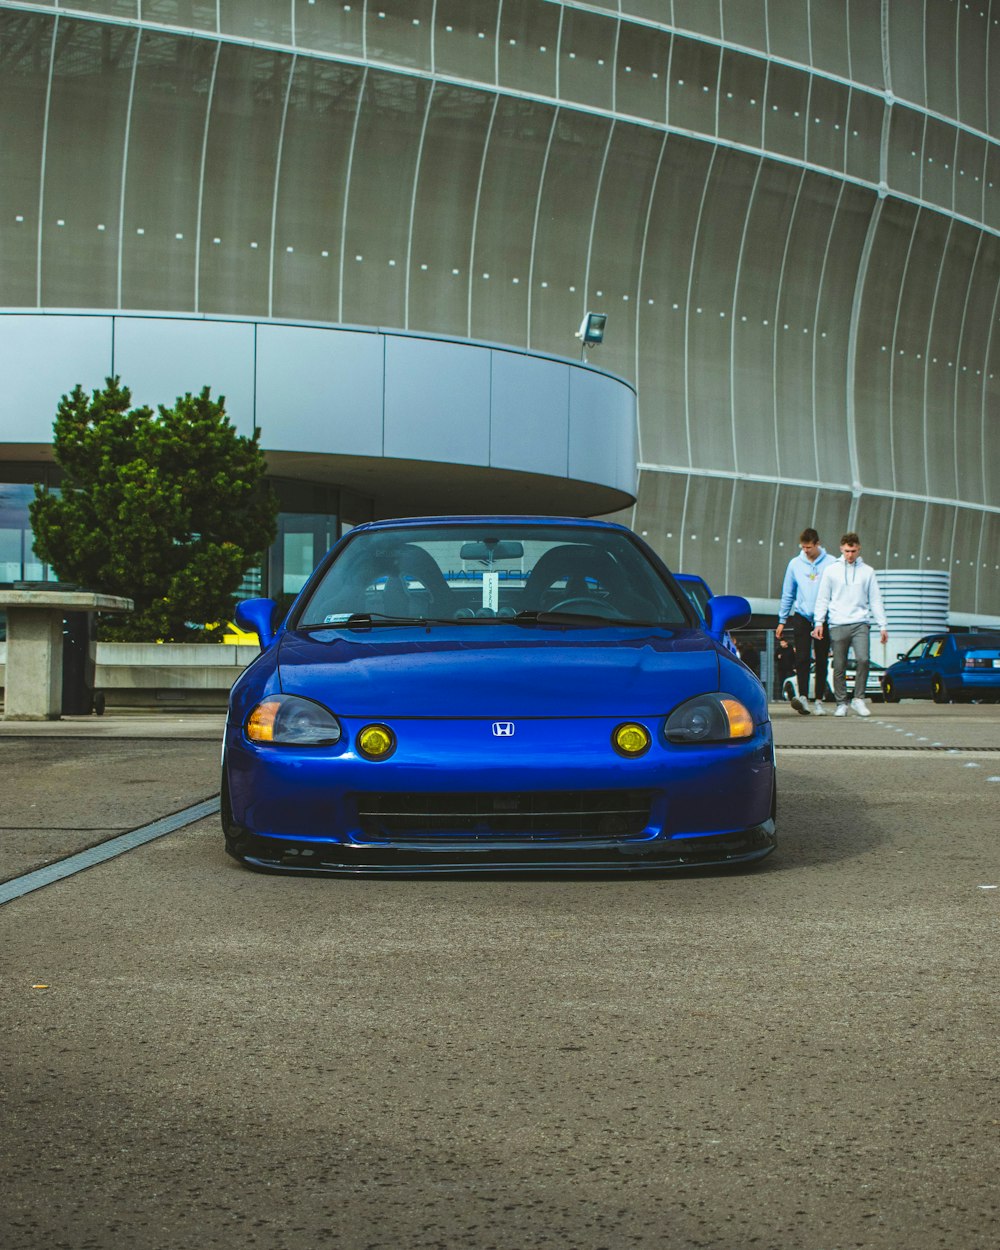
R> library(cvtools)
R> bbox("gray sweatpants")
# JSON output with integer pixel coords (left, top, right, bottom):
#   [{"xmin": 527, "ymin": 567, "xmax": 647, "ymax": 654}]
[{"xmin": 829, "ymin": 622, "xmax": 870, "ymax": 705}]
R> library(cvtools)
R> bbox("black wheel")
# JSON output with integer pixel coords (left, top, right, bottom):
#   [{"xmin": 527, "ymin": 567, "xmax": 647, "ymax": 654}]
[
  {"xmin": 92, "ymin": 691, "xmax": 106, "ymax": 716},
  {"xmin": 221, "ymin": 771, "xmax": 239, "ymax": 855},
  {"xmin": 931, "ymin": 673, "xmax": 950, "ymax": 704},
  {"xmin": 882, "ymin": 676, "xmax": 899, "ymax": 704},
  {"xmin": 782, "ymin": 679, "xmax": 796, "ymax": 702}
]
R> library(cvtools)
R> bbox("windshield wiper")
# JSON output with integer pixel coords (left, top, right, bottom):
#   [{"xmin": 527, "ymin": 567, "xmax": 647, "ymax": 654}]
[{"xmin": 302, "ymin": 612, "xmax": 431, "ymax": 630}]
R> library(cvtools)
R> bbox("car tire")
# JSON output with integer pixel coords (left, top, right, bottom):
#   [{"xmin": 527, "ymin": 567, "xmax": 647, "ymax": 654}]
[
  {"xmin": 882, "ymin": 676, "xmax": 900, "ymax": 703},
  {"xmin": 782, "ymin": 679, "xmax": 796, "ymax": 702},
  {"xmin": 931, "ymin": 674, "xmax": 950, "ymax": 704}
]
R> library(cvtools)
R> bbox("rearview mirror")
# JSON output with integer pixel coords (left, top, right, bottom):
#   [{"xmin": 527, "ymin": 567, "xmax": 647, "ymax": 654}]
[
  {"xmin": 235, "ymin": 598, "xmax": 280, "ymax": 649},
  {"xmin": 460, "ymin": 541, "xmax": 524, "ymax": 562},
  {"xmin": 705, "ymin": 595, "xmax": 751, "ymax": 640}
]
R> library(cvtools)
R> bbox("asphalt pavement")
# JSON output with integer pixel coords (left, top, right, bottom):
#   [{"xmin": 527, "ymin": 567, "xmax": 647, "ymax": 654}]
[{"xmin": 1, "ymin": 702, "xmax": 998, "ymax": 1249}]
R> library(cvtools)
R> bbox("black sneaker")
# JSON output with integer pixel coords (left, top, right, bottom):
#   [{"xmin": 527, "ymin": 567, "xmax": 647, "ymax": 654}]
[{"xmin": 789, "ymin": 696, "xmax": 810, "ymax": 715}]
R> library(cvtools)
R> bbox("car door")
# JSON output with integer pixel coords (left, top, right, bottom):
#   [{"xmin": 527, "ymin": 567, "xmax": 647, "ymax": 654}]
[{"xmin": 894, "ymin": 638, "xmax": 931, "ymax": 696}]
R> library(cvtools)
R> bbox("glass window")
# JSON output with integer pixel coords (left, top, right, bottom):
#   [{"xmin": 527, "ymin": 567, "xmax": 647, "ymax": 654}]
[
  {"xmin": 905, "ymin": 640, "xmax": 930, "ymax": 660},
  {"xmin": 269, "ymin": 512, "xmax": 338, "ymax": 599},
  {"xmin": 885, "ymin": 105, "xmax": 926, "ymax": 200},
  {"xmin": 558, "ymin": 8, "xmax": 615, "ymax": 112},
  {"xmin": 721, "ymin": 0, "xmax": 767, "ymax": 53},
  {"xmin": 198, "ymin": 44, "xmax": 292, "ymax": 317},
  {"xmin": 0, "ymin": 10, "xmax": 50, "ymax": 305},
  {"xmin": 0, "ymin": 482, "xmax": 55, "ymax": 585},
  {"xmin": 340, "ymin": 70, "xmax": 431, "ymax": 330},
  {"xmin": 763, "ymin": 62, "xmax": 809, "ymax": 163},
  {"xmin": 364, "ymin": 0, "xmax": 434, "ymax": 71},
  {"xmin": 808, "ymin": 1, "xmax": 850, "ymax": 78},
  {"xmin": 143, "ymin": 2, "xmax": 218, "ymax": 33},
  {"xmin": 497, "ymin": 0, "xmax": 559, "ymax": 97},
  {"xmin": 806, "ymin": 76, "xmax": 850, "ymax": 174},
  {"xmin": 219, "ymin": 0, "xmax": 291, "ymax": 43},
  {"xmin": 886, "ymin": 0, "xmax": 926, "ymax": 108},
  {"xmin": 718, "ymin": 49, "xmax": 767, "ymax": 151},
  {"xmin": 668, "ymin": 39, "xmax": 721, "ymax": 137},
  {"xmin": 922, "ymin": 117, "xmax": 958, "ymax": 212},
  {"xmin": 433, "ymin": 0, "xmax": 499, "ymax": 85},
  {"xmin": 41, "ymin": 19, "xmax": 137, "ymax": 307},
  {"xmin": 407, "ymin": 85, "xmax": 496, "ymax": 338},
  {"xmin": 924, "ymin": 0, "xmax": 957, "ymax": 118},
  {"xmin": 292, "ymin": 0, "xmax": 364, "ymax": 56},
  {"xmin": 766, "ymin": 0, "xmax": 810, "ymax": 64},
  {"xmin": 615, "ymin": 20, "xmax": 669, "ymax": 124},
  {"xmin": 270, "ymin": 58, "xmax": 366, "ymax": 322},
  {"xmin": 122, "ymin": 32, "xmax": 217, "ymax": 312},
  {"xmin": 293, "ymin": 522, "xmax": 690, "ymax": 627},
  {"xmin": 847, "ymin": 0, "xmax": 885, "ymax": 91},
  {"xmin": 954, "ymin": 131, "xmax": 987, "ymax": 224}
]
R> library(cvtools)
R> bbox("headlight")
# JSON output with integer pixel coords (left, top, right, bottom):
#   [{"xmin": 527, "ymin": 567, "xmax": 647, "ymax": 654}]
[
  {"xmin": 245, "ymin": 695, "xmax": 342, "ymax": 746},
  {"xmin": 665, "ymin": 695, "xmax": 754, "ymax": 743}
]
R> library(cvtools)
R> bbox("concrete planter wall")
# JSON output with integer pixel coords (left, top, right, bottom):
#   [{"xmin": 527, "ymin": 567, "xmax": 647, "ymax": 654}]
[{"xmin": 0, "ymin": 641, "xmax": 258, "ymax": 710}]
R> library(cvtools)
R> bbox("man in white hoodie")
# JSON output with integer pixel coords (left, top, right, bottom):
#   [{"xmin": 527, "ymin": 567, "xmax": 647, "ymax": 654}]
[{"xmin": 811, "ymin": 532, "xmax": 889, "ymax": 717}]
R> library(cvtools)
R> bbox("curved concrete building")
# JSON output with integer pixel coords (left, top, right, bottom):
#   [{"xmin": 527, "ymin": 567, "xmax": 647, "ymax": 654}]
[{"xmin": 1, "ymin": 0, "xmax": 998, "ymax": 618}]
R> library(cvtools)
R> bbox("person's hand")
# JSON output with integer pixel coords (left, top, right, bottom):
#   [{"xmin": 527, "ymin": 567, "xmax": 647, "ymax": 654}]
[
  {"xmin": 775, "ymin": 623, "xmax": 784, "ymax": 639},
  {"xmin": 880, "ymin": 629, "xmax": 888, "ymax": 645},
  {"xmin": 812, "ymin": 624, "xmax": 824, "ymax": 640}
]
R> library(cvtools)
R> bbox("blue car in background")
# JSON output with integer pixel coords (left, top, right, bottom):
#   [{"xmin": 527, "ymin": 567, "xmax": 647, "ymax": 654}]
[
  {"xmin": 675, "ymin": 573, "xmax": 742, "ymax": 659},
  {"xmin": 881, "ymin": 632, "xmax": 1000, "ymax": 703},
  {"xmin": 223, "ymin": 516, "xmax": 776, "ymax": 874}
]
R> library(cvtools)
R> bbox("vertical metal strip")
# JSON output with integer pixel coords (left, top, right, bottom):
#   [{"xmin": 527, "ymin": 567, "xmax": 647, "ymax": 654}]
[
  {"xmin": 950, "ymin": 230, "xmax": 984, "ymax": 509},
  {"xmin": 268, "ymin": 52, "xmax": 297, "ymax": 320},
  {"xmin": 467, "ymin": 92, "xmax": 499, "ymax": 339},
  {"xmin": 404, "ymin": 81, "xmax": 435, "ymax": 331},
  {"xmin": 633, "ymin": 129, "xmax": 669, "ymax": 466},
  {"xmin": 886, "ymin": 210, "xmax": 922, "ymax": 498},
  {"xmin": 919, "ymin": 217, "xmax": 954, "ymax": 508},
  {"xmin": 116, "ymin": 28, "xmax": 141, "ymax": 310},
  {"xmin": 338, "ymin": 65, "xmax": 369, "ymax": 324},
  {"xmin": 769, "ymin": 167, "xmax": 806, "ymax": 482},
  {"xmin": 845, "ymin": 191, "xmax": 883, "ymax": 530},
  {"xmin": 526, "ymin": 108, "xmax": 559, "ymax": 351},
  {"xmin": 808, "ymin": 181, "xmax": 845, "ymax": 487},
  {"xmin": 683, "ymin": 147, "xmax": 718, "ymax": 469},
  {"xmin": 36, "ymin": 15, "xmax": 59, "ymax": 306},
  {"xmin": 194, "ymin": 41, "xmax": 220, "ymax": 314},
  {"xmin": 729, "ymin": 155, "xmax": 763, "ymax": 474},
  {"xmin": 581, "ymin": 120, "xmax": 615, "ymax": 333}
]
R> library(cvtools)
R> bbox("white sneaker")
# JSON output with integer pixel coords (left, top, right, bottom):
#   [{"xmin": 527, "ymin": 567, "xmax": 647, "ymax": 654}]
[
  {"xmin": 812, "ymin": 700, "xmax": 826, "ymax": 715},
  {"xmin": 834, "ymin": 704, "xmax": 848, "ymax": 716},
  {"xmin": 851, "ymin": 697, "xmax": 871, "ymax": 717},
  {"xmin": 789, "ymin": 696, "xmax": 810, "ymax": 716}
]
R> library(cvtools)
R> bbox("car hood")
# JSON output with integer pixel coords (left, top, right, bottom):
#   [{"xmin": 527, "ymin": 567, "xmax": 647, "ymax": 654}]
[{"xmin": 276, "ymin": 627, "xmax": 722, "ymax": 718}]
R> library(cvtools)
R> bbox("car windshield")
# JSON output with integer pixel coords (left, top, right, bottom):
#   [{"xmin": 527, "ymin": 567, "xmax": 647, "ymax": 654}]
[{"xmin": 294, "ymin": 523, "xmax": 690, "ymax": 628}]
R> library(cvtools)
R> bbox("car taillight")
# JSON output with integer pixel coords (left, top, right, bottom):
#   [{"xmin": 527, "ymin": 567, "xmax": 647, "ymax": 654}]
[{"xmin": 965, "ymin": 657, "xmax": 992, "ymax": 668}]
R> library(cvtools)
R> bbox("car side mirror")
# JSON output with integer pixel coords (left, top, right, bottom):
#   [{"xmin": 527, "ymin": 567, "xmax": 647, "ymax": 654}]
[
  {"xmin": 705, "ymin": 594, "xmax": 751, "ymax": 641},
  {"xmin": 896, "ymin": 653, "xmax": 906, "ymax": 660},
  {"xmin": 235, "ymin": 598, "xmax": 280, "ymax": 649}
]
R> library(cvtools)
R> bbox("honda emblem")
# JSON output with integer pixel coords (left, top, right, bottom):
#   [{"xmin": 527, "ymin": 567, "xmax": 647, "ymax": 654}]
[{"xmin": 492, "ymin": 721, "xmax": 515, "ymax": 737}]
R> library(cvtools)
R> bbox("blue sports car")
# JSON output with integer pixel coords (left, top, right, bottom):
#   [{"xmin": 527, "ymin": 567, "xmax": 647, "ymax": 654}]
[
  {"xmin": 222, "ymin": 516, "xmax": 775, "ymax": 874},
  {"xmin": 881, "ymin": 632, "xmax": 1000, "ymax": 703}
]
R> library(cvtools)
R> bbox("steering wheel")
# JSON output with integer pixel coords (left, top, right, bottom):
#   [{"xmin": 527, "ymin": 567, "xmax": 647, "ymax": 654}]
[{"xmin": 546, "ymin": 596, "xmax": 626, "ymax": 619}]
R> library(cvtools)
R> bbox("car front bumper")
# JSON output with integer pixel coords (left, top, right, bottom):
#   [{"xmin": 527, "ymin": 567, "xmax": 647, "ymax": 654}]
[{"xmin": 223, "ymin": 716, "xmax": 776, "ymax": 874}]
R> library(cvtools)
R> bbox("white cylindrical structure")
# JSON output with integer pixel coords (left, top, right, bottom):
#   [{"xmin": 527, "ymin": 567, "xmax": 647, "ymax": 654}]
[{"xmin": 875, "ymin": 570, "xmax": 950, "ymax": 664}]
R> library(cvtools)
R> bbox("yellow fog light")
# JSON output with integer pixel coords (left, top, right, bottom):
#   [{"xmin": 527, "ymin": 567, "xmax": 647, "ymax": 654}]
[
  {"xmin": 720, "ymin": 697, "xmax": 754, "ymax": 738},
  {"xmin": 612, "ymin": 722, "xmax": 651, "ymax": 757},
  {"xmin": 357, "ymin": 723, "xmax": 396, "ymax": 760}
]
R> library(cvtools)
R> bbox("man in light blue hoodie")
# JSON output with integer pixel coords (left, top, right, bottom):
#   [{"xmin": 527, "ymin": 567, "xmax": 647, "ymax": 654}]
[
  {"xmin": 776, "ymin": 527, "xmax": 836, "ymax": 714},
  {"xmin": 812, "ymin": 532, "xmax": 889, "ymax": 717}
]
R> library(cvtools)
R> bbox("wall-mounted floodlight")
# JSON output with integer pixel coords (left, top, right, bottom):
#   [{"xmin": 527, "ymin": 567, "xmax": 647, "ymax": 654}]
[{"xmin": 576, "ymin": 311, "xmax": 607, "ymax": 346}]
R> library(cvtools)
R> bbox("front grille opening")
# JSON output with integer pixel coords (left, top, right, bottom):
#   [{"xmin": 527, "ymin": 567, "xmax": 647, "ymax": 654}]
[{"xmin": 356, "ymin": 789, "xmax": 655, "ymax": 843}]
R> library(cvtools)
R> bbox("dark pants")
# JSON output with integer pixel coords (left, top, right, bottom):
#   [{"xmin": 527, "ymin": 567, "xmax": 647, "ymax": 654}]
[{"xmin": 790, "ymin": 612, "xmax": 830, "ymax": 701}]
